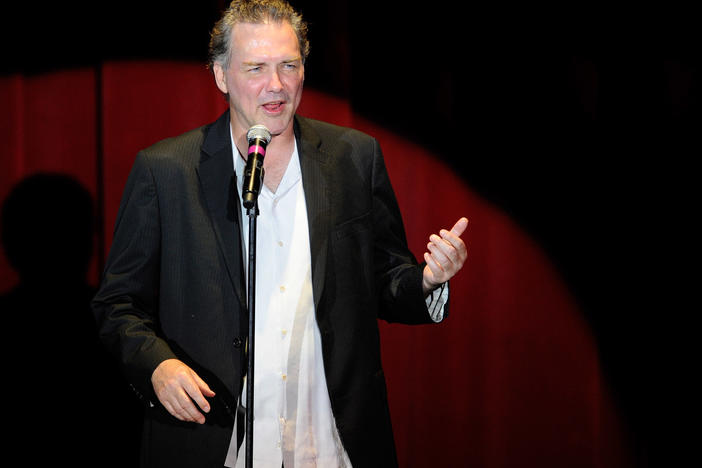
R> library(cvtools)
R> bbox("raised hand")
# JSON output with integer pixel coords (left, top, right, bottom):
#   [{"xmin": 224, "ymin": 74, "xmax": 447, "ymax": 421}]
[{"xmin": 422, "ymin": 217, "xmax": 469, "ymax": 295}]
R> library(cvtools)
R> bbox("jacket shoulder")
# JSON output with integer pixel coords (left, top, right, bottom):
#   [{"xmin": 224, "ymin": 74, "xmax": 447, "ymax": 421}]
[
  {"xmin": 295, "ymin": 115, "xmax": 379, "ymax": 168},
  {"xmin": 139, "ymin": 125, "xmax": 208, "ymax": 165},
  {"xmin": 297, "ymin": 115, "xmax": 375, "ymax": 145}
]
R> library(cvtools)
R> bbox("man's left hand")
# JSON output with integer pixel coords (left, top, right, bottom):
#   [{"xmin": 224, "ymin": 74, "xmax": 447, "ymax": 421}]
[{"xmin": 422, "ymin": 217, "xmax": 469, "ymax": 295}]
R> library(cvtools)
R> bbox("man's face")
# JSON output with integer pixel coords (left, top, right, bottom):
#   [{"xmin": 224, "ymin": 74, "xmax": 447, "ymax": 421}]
[{"xmin": 214, "ymin": 21, "xmax": 304, "ymax": 140}]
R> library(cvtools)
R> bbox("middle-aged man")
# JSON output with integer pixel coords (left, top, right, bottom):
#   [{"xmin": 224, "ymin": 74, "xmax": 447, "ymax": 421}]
[{"xmin": 92, "ymin": 1, "xmax": 468, "ymax": 467}]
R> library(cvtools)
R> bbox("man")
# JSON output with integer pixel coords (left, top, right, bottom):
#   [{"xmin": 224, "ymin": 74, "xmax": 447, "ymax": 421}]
[{"xmin": 92, "ymin": 1, "xmax": 468, "ymax": 467}]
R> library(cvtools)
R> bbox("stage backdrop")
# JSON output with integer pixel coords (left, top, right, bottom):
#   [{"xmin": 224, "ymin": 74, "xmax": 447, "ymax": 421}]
[{"xmin": 0, "ymin": 61, "xmax": 635, "ymax": 467}]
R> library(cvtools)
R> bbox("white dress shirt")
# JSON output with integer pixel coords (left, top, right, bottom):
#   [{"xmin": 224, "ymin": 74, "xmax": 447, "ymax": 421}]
[{"xmin": 225, "ymin": 129, "xmax": 448, "ymax": 467}]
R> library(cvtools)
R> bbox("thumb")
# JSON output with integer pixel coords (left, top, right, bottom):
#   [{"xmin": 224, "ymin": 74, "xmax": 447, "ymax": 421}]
[{"xmin": 450, "ymin": 217, "xmax": 469, "ymax": 237}]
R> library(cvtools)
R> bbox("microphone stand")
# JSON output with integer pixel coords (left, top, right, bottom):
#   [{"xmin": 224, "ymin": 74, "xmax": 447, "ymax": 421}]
[
  {"xmin": 245, "ymin": 200, "xmax": 258, "ymax": 468},
  {"xmin": 241, "ymin": 124, "xmax": 269, "ymax": 468}
]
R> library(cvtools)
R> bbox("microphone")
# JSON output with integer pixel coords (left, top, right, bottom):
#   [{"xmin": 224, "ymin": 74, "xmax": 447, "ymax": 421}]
[{"xmin": 242, "ymin": 124, "xmax": 272, "ymax": 209}]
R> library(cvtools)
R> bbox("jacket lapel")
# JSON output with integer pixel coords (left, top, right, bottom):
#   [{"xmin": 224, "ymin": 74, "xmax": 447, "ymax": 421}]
[
  {"xmin": 196, "ymin": 113, "xmax": 330, "ymax": 312},
  {"xmin": 196, "ymin": 111, "xmax": 246, "ymax": 309},
  {"xmin": 295, "ymin": 116, "xmax": 331, "ymax": 311}
]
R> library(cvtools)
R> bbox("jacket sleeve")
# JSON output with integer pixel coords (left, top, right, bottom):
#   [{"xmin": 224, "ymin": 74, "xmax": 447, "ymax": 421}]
[
  {"xmin": 369, "ymin": 138, "xmax": 450, "ymax": 324},
  {"xmin": 92, "ymin": 152, "xmax": 177, "ymax": 402}
]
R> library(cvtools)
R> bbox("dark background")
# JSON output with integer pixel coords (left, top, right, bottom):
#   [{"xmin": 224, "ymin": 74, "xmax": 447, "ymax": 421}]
[{"xmin": 2, "ymin": 1, "xmax": 699, "ymax": 466}]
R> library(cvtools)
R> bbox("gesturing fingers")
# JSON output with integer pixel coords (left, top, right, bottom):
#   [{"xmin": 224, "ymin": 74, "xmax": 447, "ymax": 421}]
[
  {"xmin": 428, "ymin": 229, "xmax": 467, "ymax": 272},
  {"xmin": 438, "ymin": 229, "xmax": 468, "ymax": 268},
  {"xmin": 427, "ymin": 235, "xmax": 453, "ymax": 273},
  {"xmin": 422, "ymin": 217, "xmax": 469, "ymax": 293}
]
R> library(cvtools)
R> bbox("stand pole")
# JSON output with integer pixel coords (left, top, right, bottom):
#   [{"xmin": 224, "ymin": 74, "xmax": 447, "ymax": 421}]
[{"xmin": 245, "ymin": 203, "xmax": 258, "ymax": 468}]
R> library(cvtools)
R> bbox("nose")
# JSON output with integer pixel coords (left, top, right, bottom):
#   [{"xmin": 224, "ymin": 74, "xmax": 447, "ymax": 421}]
[{"xmin": 267, "ymin": 69, "xmax": 283, "ymax": 93}]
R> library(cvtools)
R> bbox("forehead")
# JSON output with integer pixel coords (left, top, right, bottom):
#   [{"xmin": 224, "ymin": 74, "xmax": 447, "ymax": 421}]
[{"xmin": 230, "ymin": 21, "xmax": 300, "ymax": 61}]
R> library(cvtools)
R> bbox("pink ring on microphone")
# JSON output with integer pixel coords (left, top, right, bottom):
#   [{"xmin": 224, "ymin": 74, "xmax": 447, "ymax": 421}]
[{"xmin": 249, "ymin": 145, "xmax": 265, "ymax": 156}]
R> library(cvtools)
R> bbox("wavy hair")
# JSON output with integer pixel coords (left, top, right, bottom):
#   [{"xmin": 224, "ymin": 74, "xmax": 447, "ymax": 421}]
[{"xmin": 208, "ymin": 0, "xmax": 310, "ymax": 70}]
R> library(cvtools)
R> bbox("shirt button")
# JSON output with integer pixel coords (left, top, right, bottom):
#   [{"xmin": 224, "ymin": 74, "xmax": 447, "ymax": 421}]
[
  {"xmin": 278, "ymin": 241, "xmax": 284, "ymax": 247},
  {"xmin": 282, "ymin": 373, "xmax": 287, "ymax": 381},
  {"xmin": 232, "ymin": 337, "xmax": 243, "ymax": 348},
  {"xmin": 281, "ymin": 329, "xmax": 288, "ymax": 336},
  {"xmin": 280, "ymin": 286, "xmax": 286, "ymax": 293}
]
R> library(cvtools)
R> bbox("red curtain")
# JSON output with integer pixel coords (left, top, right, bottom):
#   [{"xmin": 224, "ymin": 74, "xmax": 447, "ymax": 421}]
[{"xmin": 0, "ymin": 61, "xmax": 635, "ymax": 467}]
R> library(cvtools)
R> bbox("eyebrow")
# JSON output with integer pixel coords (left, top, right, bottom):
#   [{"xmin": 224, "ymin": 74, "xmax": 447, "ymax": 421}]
[{"xmin": 241, "ymin": 57, "xmax": 302, "ymax": 67}]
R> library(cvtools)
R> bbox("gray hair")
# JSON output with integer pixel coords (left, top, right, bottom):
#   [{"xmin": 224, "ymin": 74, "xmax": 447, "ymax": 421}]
[{"xmin": 208, "ymin": 0, "xmax": 310, "ymax": 70}]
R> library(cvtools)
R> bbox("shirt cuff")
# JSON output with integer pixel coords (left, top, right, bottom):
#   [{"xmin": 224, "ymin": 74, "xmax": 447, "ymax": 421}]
[{"xmin": 425, "ymin": 282, "xmax": 449, "ymax": 323}]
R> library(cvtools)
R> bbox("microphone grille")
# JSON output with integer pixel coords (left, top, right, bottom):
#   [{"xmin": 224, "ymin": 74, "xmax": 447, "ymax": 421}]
[{"xmin": 247, "ymin": 125, "xmax": 272, "ymax": 144}]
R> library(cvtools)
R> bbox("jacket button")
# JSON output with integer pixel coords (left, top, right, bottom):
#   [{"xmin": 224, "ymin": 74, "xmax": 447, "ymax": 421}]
[{"xmin": 233, "ymin": 337, "xmax": 242, "ymax": 348}]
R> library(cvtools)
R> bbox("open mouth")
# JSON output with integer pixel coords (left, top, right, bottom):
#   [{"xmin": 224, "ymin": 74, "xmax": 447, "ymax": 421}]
[{"xmin": 262, "ymin": 101, "xmax": 285, "ymax": 113}]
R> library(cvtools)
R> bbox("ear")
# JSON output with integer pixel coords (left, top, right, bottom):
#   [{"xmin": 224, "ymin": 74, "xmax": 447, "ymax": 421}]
[{"xmin": 213, "ymin": 62, "xmax": 229, "ymax": 95}]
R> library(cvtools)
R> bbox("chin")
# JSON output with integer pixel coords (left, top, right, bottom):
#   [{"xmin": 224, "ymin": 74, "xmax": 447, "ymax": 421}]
[{"xmin": 264, "ymin": 117, "xmax": 295, "ymax": 137}]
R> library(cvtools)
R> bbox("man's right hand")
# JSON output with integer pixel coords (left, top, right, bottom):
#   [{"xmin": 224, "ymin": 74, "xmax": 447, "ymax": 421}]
[{"xmin": 151, "ymin": 359, "xmax": 215, "ymax": 424}]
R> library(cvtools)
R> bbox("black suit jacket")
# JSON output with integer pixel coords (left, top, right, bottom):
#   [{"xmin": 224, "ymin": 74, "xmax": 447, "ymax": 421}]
[{"xmin": 93, "ymin": 111, "xmax": 444, "ymax": 467}]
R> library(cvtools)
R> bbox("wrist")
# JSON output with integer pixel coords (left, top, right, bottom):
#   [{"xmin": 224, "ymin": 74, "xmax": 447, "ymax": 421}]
[{"xmin": 422, "ymin": 278, "xmax": 438, "ymax": 298}]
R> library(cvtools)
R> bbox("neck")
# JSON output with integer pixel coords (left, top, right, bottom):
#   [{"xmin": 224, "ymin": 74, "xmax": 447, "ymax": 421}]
[
  {"xmin": 232, "ymin": 121, "xmax": 295, "ymax": 163},
  {"xmin": 232, "ymin": 121, "xmax": 296, "ymax": 193}
]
